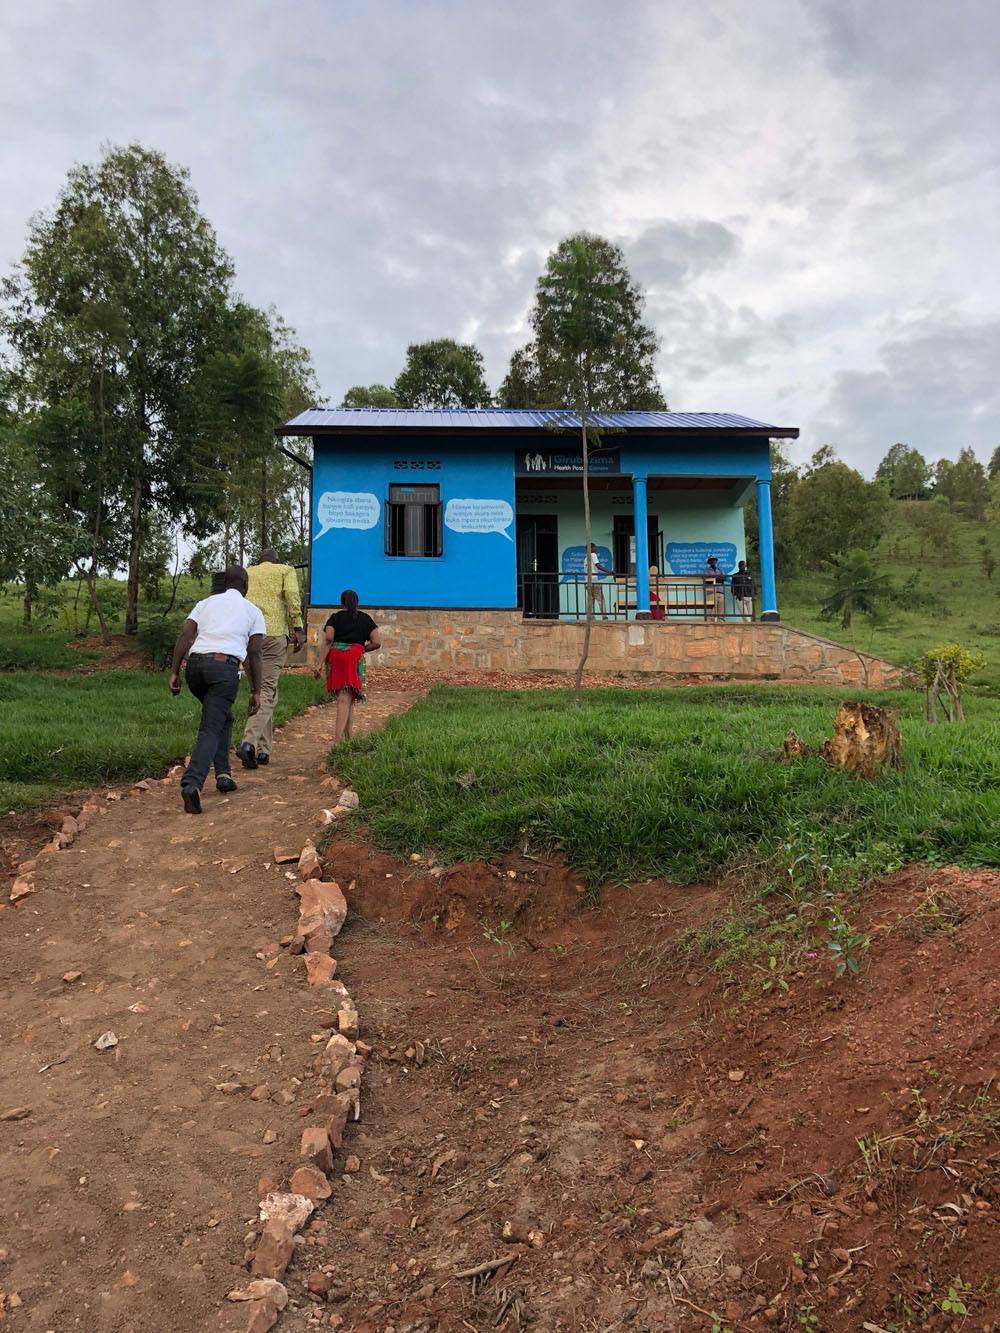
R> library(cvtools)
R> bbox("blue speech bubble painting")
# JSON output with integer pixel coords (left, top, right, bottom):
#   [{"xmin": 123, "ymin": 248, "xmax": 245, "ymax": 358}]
[
  {"xmin": 665, "ymin": 542, "xmax": 738, "ymax": 575},
  {"xmin": 560, "ymin": 545, "xmax": 613, "ymax": 583}
]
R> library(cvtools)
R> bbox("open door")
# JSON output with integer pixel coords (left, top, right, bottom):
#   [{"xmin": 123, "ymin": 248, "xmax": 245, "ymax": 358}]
[{"xmin": 516, "ymin": 515, "xmax": 559, "ymax": 617}]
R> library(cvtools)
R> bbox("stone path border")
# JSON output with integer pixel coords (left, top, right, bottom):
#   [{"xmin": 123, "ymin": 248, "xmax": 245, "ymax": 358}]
[
  {"xmin": 222, "ymin": 787, "xmax": 367, "ymax": 1333},
  {"xmin": 8, "ymin": 775, "xmax": 160, "ymax": 906}
]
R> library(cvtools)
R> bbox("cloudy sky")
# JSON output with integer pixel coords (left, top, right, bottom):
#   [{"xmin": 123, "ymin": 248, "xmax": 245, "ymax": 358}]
[{"xmin": 1, "ymin": 0, "xmax": 998, "ymax": 473}]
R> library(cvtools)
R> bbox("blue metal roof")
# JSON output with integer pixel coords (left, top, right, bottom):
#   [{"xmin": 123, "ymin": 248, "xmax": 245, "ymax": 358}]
[{"xmin": 277, "ymin": 408, "xmax": 798, "ymax": 437}]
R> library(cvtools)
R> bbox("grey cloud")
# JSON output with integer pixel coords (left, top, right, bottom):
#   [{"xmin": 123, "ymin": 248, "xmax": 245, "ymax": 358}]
[
  {"xmin": 811, "ymin": 319, "xmax": 1000, "ymax": 467},
  {"xmin": 628, "ymin": 220, "xmax": 742, "ymax": 291},
  {"xmin": 1, "ymin": 0, "xmax": 998, "ymax": 436}
]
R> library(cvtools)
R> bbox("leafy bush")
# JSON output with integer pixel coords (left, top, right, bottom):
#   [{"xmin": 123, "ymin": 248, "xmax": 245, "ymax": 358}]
[{"xmin": 136, "ymin": 618, "xmax": 184, "ymax": 669}]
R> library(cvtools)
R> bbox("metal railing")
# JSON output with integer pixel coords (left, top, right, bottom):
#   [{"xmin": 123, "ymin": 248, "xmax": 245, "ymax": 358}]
[{"xmin": 517, "ymin": 572, "xmax": 755, "ymax": 623}]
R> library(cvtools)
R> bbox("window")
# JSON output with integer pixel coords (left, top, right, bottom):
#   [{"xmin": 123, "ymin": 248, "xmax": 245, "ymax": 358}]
[
  {"xmin": 613, "ymin": 514, "xmax": 662, "ymax": 574},
  {"xmin": 386, "ymin": 483, "xmax": 442, "ymax": 557}
]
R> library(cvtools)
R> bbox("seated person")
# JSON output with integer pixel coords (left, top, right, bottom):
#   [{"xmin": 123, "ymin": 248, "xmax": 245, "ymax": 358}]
[{"xmin": 648, "ymin": 564, "xmax": 665, "ymax": 620}]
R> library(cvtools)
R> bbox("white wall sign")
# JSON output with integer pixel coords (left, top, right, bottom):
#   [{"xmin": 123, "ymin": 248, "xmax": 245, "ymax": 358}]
[
  {"xmin": 444, "ymin": 498, "xmax": 514, "ymax": 542},
  {"xmin": 314, "ymin": 491, "xmax": 381, "ymax": 539}
]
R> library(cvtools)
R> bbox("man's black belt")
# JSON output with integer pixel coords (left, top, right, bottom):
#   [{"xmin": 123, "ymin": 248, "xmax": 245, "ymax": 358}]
[{"xmin": 188, "ymin": 652, "xmax": 241, "ymax": 665}]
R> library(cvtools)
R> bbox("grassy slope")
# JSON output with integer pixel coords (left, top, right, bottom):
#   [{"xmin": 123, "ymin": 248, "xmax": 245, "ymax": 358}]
[
  {"xmin": 780, "ymin": 505, "xmax": 1000, "ymax": 689},
  {"xmin": 332, "ymin": 685, "xmax": 1000, "ymax": 887},
  {"xmin": 0, "ymin": 671, "xmax": 326, "ymax": 815}
]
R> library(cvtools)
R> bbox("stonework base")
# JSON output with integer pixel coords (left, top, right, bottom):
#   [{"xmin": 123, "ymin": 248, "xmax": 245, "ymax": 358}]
[{"xmin": 305, "ymin": 608, "xmax": 901, "ymax": 688}]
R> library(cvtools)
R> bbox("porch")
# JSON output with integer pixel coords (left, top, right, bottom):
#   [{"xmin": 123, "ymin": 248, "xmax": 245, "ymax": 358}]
[{"xmin": 513, "ymin": 470, "xmax": 777, "ymax": 622}]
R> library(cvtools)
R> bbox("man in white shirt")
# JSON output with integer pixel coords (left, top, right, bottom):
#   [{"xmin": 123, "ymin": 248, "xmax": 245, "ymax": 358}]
[
  {"xmin": 169, "ymin": 566, "xmax": 265, "ymax": 814},
  {"xmin": 586, "ymin": 543, "xmax": 612, "ymax": 618}
]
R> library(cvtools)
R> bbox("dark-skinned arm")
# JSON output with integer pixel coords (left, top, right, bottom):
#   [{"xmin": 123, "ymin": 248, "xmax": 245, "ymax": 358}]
[
  {"xmin": 245, "ymin": 632, "xmax": 263, "ymax": 716},
  {"xmin": 313, "ymin": 624, "xmax": 335, "ymax": 678},
  {"xmin": 169, "ymin": 620, "xmax": 198, "ymax": 695}
]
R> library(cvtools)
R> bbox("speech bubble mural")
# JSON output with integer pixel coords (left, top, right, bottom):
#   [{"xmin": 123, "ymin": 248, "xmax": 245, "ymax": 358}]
[
  {"xmin": 443, "ymin": 498, "xmax": 514, "ymax": 541},
  {"xmin": 665, "ymin": 541, "xmax": 737, "ymax": 575},
  {"xmin": 314, "ymin": 491, "xmax": 380, "ymax": 539},
  {"xmin": 560, "ymin": 545, "xmax": 613, "ymax": 583}
]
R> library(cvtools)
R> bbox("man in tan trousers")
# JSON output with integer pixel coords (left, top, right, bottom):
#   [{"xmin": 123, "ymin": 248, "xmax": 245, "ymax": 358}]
[{"xmin": 236, "ymin": 549, "xmax": 303, "ymax": 768}]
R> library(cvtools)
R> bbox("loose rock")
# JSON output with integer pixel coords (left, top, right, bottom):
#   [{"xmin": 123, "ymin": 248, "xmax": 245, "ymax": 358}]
[
  {"xmin": 304, "ymin": 955, "xmax": 337, "ymax": 987},
  {"xmin": 300, "ymin": 1127, "xmax": 334, "ymax": 1174},
  {"xmin": 290, "ymin": 1165, "xmax": 332, "ymax": 1202},
  {"xmin": 244, "ymin": 1296, "xmax": 279, "ymax": 1333}
]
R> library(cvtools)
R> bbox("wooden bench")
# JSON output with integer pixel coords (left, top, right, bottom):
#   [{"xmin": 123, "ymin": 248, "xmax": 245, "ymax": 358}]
[{"xmin": 614, "ymin": 575, "xmax": 711, "ymax": 618}]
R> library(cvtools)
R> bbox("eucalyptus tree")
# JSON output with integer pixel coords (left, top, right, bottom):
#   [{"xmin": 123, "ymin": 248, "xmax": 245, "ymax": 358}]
[
  {"xmin": 503, "ymin": 235, "xmax": 666, "ymax": 698},
  {"xmin": 1, "ymin": 143, "xmax": 236, "ymax": 633},
  {"xmin": 498, "ymin": 233, "xmax": 666, "ymax": 412}
]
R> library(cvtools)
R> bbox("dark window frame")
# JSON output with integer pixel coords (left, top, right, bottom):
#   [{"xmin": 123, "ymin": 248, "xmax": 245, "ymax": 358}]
[{"xmin": 385, "ymin": 483, "xmax": 443, "ymax": 558}]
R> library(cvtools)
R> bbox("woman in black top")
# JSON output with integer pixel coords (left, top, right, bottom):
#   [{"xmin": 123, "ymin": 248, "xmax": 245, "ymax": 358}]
[{"xmin": 314, "ymin": 590, "xmax": 382, "ymax": 743}]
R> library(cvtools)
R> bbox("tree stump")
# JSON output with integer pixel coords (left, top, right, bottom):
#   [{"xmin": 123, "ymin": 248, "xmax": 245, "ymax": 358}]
[
  {"xmin": 783, "ymin": 730, "xmax": 808, "ymax": 761},
  {"xmin": 819, "ymin": 702, "xmax": 903, "ymax": 777}
]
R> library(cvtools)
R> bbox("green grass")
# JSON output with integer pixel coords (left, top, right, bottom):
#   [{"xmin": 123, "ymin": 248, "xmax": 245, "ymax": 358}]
[
  {"xmin": 781, "ymin": 505, "xmax": 1000, "ymax": 690},
  {"xmin": 0, "ymin": 670, "xmax": 326, "ymax": 815},
  {"xmin": 331, "ymin": 685, "xmax": 1000, "ymax": 887},
  {"xmin": 0, "ymin": 633, "xmax": 99, "ymax": 671}
]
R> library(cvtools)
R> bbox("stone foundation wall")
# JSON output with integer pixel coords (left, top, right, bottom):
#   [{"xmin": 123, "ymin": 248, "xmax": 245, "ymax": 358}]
[{"xmin": 306, "ymin": 607, "xmax": 901, "ymax": 687}]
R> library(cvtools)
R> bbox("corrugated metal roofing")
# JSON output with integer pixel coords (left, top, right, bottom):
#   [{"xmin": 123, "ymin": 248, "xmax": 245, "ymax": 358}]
[{"xmin": 276, "ymin": 408, "xmax": 798, "ymax": 436}]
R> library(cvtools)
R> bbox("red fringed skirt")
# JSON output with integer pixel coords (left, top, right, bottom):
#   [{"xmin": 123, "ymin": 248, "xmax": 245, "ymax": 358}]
[{"xmin": 324, "ymin": 642, "xmax": 366, "ymax": 700}]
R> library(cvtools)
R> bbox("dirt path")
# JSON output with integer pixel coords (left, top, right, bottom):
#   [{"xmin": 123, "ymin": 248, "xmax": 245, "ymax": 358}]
[{"xmin": 0, "ymin": 689, "xmax": 422, "ymax": 1333}]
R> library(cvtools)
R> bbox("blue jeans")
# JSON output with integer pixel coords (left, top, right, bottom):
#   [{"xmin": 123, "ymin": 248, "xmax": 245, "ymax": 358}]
[{"xmin": 183, "ymin": 655, "xmax": 239, "ymax": 791}]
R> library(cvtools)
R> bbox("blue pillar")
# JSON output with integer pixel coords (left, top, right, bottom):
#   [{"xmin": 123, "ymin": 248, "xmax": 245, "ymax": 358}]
[
  {"xmin": 633, "ymin": 474, "xmax": 650, "ymax": 619},
  {"xmin": 756, "ymin": 478, "xmax": 779, "ymax": 622}
]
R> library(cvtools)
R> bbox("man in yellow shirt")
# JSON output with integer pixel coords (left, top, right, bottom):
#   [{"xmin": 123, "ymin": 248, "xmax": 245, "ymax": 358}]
[{"xmin": 236, "ymin": 549, "xmax": 304, "ymax": 769}]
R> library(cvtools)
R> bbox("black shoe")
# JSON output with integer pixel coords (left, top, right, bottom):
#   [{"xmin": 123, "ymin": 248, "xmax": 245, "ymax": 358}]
[
  {"xmin": 236, "ymin": 742, "xmax": 258, "ymax": 769},
  {"xmin": 255, "ymin": 752, "xmax": 269, "ymax": 766},
  {"xmin": 216, "ymin": 774, "xmax": 238, "ymax": 793},
  {"xmin": 181, "ymin": 786, "xmax": 202, "ymax": 815}
]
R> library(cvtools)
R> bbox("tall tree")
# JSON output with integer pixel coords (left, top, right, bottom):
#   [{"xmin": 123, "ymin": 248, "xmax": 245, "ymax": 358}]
[
  {"xmin": 989, "ymin": 445, "xmax": 1000, "ymax": 480},
  {"xmin": 497, "ymin": 233, "xmax": 667, "ymax": 411},
  {"xmin": 901, "ymin": 496, "xmax": 959, "ymax": 563},
  {"xmin": 341, "ymin": 384, "xmax": 398, "ymax": 408},
  {"xmin": 190, "ymin": 304, "xmax": 318, "ymax": 567},
  {"xmin": 22, "ymin": 399, "xmax": 122, "ymax": 638},
  {"xmin": 874, "ymin": 443, "xmax": 930, "ymax": 499},
  {"xmin": 392, "ymin": 339, "xmax": 492, "ymax": 408},
  {"xmin": 933, "ymin": 447, "xmax": 989, "ymax": 518},
  {"xmin": 1, "ymin": 143, "xmax": 236, "ymax": 633},
  {"xmin": 507, "ymin": 236, "xmax": 665, "ymax": 697},
  {"xmin": 787, "ymin": 452, "xmax": 888, "ymax": 569}
]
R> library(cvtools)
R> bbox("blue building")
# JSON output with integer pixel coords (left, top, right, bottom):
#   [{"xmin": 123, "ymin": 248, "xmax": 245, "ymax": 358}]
[{"xmin": 276, "ymin": 408, "xmax": 797, "ymax": 625}]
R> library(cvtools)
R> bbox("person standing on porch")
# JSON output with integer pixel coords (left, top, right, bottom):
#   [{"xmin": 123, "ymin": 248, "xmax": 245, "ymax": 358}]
[
  {"xmin": 731, "ymin": 560, "xmax": 755, "ymax": 622},
  {"xmin": 702, "ymin": 555, "xmax": 726, "ymax": 621},
  {"xmin": 586, "ymin": 543, "xmax": 612, "ymax": 618},
  {"xmin": 236, "ymin": 548, "xmax": 304, "ymax": 769}
]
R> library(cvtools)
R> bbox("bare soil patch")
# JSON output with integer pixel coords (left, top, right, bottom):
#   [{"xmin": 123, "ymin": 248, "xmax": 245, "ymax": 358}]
[
  {"xmin": 69, "ymin": 635, "xmax": 148, "ymax": 674},
  {"xmin": 278, "ymin": 844, "xmax": 1000, "ymax": 1333},
  {"xmin": 4, "ymin": 677, "xmax": 1000, "ymax": 1333}
]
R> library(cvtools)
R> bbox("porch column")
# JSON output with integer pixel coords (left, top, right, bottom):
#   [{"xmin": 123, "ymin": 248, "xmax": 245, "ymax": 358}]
[
  {"xmin": 633, "ymin": 474, "xmax": 650, "ymax": 619},
  {"xmin": 756, "ymin": 479, "xmax": 779, "ymax": 622}
]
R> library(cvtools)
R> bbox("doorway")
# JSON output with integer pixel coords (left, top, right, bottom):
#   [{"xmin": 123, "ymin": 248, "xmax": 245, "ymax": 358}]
[
  {"xmin": 613, "ymin": 514, "xmax": 662, "ymax": 575},
  {"xmin": 516, "ymin": 515, "xmax": 559, "ymax": 618}
]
